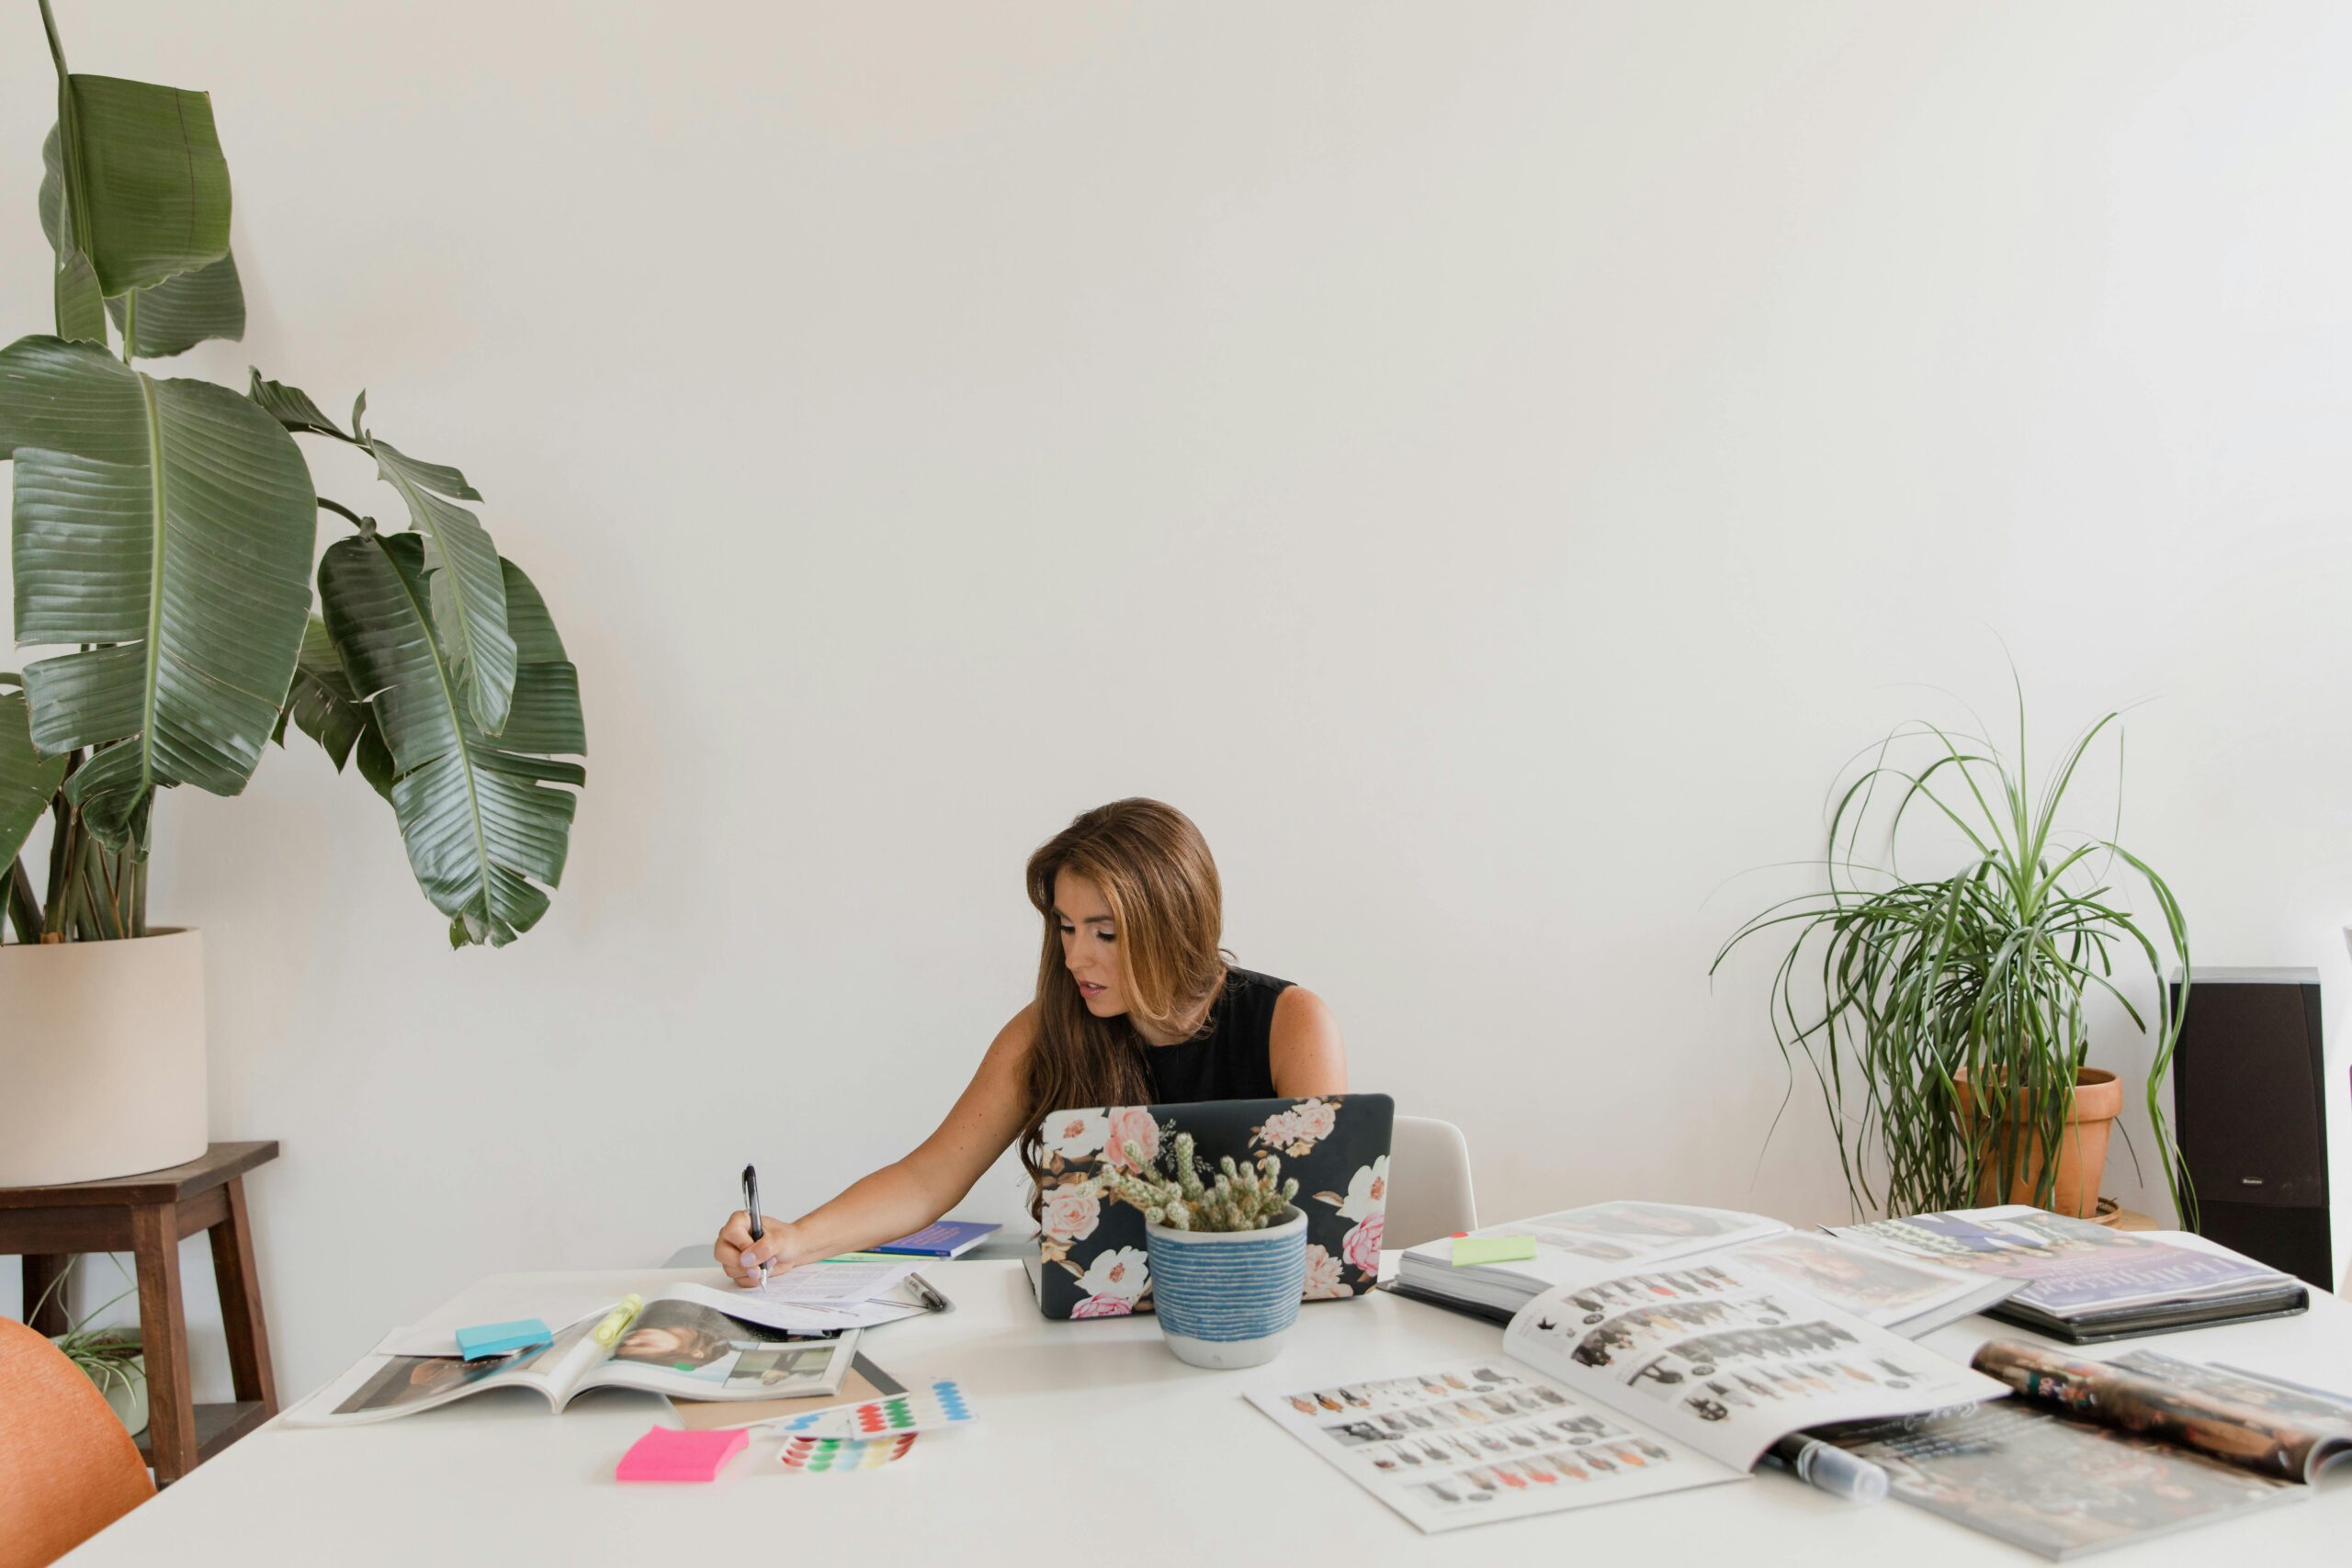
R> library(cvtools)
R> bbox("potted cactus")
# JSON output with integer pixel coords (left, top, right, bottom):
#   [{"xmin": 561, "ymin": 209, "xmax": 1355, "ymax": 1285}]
[{"xmin": 1096, "ymin": 1133, "xmax": 1307, "ymax": 1370}]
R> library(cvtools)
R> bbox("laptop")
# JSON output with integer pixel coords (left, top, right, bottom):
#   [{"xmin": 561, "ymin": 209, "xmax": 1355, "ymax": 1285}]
[{"xmin": 1024, "ymin": 1093, "xmax": 1395, "ymax": 1319}]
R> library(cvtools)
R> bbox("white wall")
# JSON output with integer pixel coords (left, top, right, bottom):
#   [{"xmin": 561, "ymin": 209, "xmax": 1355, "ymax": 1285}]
[{"xmin": 4, "ymin": 2, "xmax": 2349, "ymax": 1398}]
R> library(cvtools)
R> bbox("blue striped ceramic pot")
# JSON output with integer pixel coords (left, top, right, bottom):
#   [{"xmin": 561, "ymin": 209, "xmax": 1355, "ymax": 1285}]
[{"xmin": 1141, "ymin": 1204, "xmax": 1307, "ymax": 1369}]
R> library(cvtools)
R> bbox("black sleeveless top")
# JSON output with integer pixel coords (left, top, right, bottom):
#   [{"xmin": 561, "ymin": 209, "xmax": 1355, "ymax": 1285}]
[{"xmin": 1136, "ymin": 966, "xmax": 1291, "ymax": 1104}]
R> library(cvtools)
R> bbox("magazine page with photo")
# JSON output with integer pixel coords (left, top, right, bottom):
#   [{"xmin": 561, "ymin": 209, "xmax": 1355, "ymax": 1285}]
[
  {"xmin": 2114, "ymin": 1351, "xmax": 2352, "ymax": 1452},
  {"xmin": 1246, "ymin": 1359, "xmax": 1745, "ymax": 1534},
  {"xmin": 1976, "ymin": 1342, "xmax": 2352, "ymax": 1483},
  {"xmin": 288, "ymin": 1289, "xmax": 858, "ymax": 1426},
  {"xmin": 1500, "ymin": 1258, "xmax": 2007, "ymax": 1471},
  {"xmin": 1729, "ymin": 1231, "xmax": 2015, "ymax": 1335},
  {"xmin": 1819, "ymin": 1341, "xmax": 2352, "ymax": 1559},
  {"xmin": 1825, "ymin": 1401, "xmax": 2299, "ymax": 1560}
]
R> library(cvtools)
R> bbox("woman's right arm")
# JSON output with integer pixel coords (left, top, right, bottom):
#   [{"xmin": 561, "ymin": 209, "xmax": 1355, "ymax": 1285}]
[{"xmin": 713, "ymin": 1004, "xmax": 1038, "ymax": 1284}]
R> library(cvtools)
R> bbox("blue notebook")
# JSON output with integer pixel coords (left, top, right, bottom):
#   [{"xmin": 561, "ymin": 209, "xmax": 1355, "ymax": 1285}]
[{"xmin": 872, "ymin": 1221, "xmax": 1001, "ymax": 1258}]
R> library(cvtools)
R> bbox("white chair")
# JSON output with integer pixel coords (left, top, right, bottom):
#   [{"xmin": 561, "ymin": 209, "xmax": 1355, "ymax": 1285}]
[{"xmin": 1383, "ymin": 1114, "xmax": 1478, "ymax": 1249}]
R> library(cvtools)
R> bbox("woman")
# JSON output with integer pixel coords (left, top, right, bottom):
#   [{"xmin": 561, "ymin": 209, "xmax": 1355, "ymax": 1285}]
[{"xmin": 713, "ymin": 798, "xmax": 1347, "ymax": 1283}]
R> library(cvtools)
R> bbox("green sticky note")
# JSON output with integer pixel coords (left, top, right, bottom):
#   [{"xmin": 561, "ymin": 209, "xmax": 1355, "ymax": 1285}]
[
  {"xmin": 1451, "ymin": 1235, "xmax": 1538, "ymax": 1266},
  {"xmin": 820, "ymin": 1252, "xmax": 897, "ymax": 1263}
]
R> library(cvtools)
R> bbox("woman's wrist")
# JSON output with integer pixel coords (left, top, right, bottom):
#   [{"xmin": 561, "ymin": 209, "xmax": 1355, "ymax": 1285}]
[{"xmin": 769, "ymin": 1219, "xmax": 816, "ymax": 1269}]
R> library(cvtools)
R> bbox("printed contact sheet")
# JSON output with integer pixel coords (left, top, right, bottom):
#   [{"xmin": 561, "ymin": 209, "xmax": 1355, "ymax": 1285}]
[
  {"xmin": 1505, "ymin": 1258, "xmax": 2005, "ymax": 1470},
  {"xmin": 1247, "ymin": 1359, "xmax": 1743, "ymax": 1532}
]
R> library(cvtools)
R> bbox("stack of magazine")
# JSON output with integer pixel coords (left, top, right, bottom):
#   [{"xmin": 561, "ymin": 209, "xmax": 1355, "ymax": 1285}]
[
  {"xmin": 1393, "ymin": 1201, "xmax": 2017, "ymax": 1337},
  {"xmin": 1831, "ymin": 1205, "xmax": 2308, "ymax": 1343}
]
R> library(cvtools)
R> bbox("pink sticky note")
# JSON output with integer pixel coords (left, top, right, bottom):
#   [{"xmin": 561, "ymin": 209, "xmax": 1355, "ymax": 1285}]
[{"xmin": 616, "ymin": 1426, "xmax": 748, "ymax": 1483}]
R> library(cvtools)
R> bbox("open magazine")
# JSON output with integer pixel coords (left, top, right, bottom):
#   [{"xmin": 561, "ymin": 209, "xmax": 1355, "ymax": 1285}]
[
  {"xmin": 1394, "ymin": 1201, "xmax": 2014, "ymax": 1337},
  {"xmin": 1830, "ymin": 1205, "xmax": 2306, "ymax": 1342},
  {"xmin": 1824, "ymin": 1340, "xmax": 2352, "ymax": 1559},
  {"xmin": 1251, "ymin": 1247, "xmax": 2006, "ymax": 1532},
  {"xmin": 288, "ymin": 1285, "xmax": 858, "ymax": 1426}
]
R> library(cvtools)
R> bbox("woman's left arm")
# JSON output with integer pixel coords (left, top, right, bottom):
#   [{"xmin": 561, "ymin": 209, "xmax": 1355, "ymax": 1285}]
[{"xmin": 1268, "ymin": 986, "xmax": 1349, "ymax": 1097}]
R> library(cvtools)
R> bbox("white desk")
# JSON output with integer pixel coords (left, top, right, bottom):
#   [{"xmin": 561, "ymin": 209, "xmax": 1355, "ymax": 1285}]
[{"xmin": 61, "ymin": 1251, "xmax": 2352, "ymax": 1565}]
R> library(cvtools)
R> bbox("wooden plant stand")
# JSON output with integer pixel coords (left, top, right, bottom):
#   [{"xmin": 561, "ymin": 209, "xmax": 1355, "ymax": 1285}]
[{"xmin": 3, "ymin": 1141, "xmax": 280, "ymax": 1483}]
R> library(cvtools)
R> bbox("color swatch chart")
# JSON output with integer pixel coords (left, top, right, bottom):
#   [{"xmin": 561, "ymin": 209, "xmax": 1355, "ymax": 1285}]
[
  {"xmin": 775, "ymin": 1379, "xmax": 975, "ymax": 1439},
  {"xmin": 782, "ymin": 1434, "xmax": 917, "ymax": 1472}
]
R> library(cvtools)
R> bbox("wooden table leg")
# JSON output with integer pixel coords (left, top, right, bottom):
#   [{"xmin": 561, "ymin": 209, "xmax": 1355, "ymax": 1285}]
[
  {"xmin": 131, "ymin": 1201, "xmax": 196, "ymax": 1483},
  {"xmin": 206, "ymin": 1176, "xmax": 277, "ymax": 1413},
  {"xmin": 22, "ymin": 1253, "xmax": 72, "ymax": 1336}
]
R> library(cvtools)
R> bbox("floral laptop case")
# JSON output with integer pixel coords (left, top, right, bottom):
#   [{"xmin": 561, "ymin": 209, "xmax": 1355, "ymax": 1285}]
[{"xmin": 1029, "ymin": 1093, "xmax": 1395, "ymax": 1320}]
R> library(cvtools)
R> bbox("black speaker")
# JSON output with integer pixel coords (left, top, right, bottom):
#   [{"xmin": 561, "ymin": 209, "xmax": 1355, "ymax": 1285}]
[{"xmin": 2168, "ymin": 967, "xmax": 2334, "ymax": 1288}]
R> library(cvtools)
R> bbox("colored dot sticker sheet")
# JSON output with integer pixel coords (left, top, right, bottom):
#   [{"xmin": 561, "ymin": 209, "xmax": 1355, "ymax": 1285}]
[
  {"xmin": 775, "ymin": 1379, "xmax": 976, "ymax": 1440},
  {"xmin": 782, "ymin": 1433, "xmax": 917, "ymax": 1473}
]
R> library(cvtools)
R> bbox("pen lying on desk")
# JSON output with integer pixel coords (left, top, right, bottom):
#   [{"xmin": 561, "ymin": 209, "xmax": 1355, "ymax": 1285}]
[{"xmin": 1760, "ymin": 1432, "xmax": 1887, "ymax": 1502}]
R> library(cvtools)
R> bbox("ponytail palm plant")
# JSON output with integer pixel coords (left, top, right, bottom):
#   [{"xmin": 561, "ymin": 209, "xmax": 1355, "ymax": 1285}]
[
  {"xmin": 1713, "ymin": 691, "xmax": 2192, "ymax": 1225},
  {"xmin": 1, "ymin": 0, "xmax": 584, "ymax": 948}
]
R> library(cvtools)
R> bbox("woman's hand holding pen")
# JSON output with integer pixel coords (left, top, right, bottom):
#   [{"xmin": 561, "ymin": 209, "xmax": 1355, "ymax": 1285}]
[{"xmin": 716, "ymin": 1210, "xmax": 798, "ymax": 1287}]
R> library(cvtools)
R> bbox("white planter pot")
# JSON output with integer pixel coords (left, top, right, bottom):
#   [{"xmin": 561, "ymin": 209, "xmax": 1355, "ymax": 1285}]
[
  {"xmin": 0, "ymin": 928, "xmax": 207, "ymax": 1186},
  {"xmin": 55, "ymin": 1342, "xmax": 148, "ymax": 1438},
  {"xmin": 1142, "ymin": 1204, "xmax": 1308, "ymax": 1370}
]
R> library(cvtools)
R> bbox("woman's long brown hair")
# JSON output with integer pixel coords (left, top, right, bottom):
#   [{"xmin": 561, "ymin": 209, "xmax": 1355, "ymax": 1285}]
[{"xmin": 1018, "ymin": 798, "xmax": 1229, "ymax": 1214}]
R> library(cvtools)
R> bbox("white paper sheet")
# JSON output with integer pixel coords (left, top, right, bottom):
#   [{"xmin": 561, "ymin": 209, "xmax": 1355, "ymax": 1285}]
[
  {"xmin": 666, "ymin": 1280, "xmax": 929, "ymax": 1334},
  {"xmin": 746, "ymin": 1259, "xmax": 922, "ymax": 1303}
]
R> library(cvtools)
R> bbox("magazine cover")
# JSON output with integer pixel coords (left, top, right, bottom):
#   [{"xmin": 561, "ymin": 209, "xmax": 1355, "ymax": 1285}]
[{"xmin": 1831, "ymin": 1205, "xmax": 2302, "ymax": 1337}]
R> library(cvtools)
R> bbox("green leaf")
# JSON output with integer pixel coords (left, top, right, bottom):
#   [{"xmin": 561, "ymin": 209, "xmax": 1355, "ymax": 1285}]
[
  {"xmin": 501, "ymin": 557, "xmax": 568, "ymax": 663},
  {"xmin": 317, "ymin": 534, "xmax": 582, "ymax": 946},
  {"xmin": 52, "ymin": 254, "xmax": 105, "ymax": 347},
  {"xmin": 52, "ymin": 75, "xmax": 232, "ymax": 298},
  {"xmin": 0, "ymin": 692, "xmax": 67, "ymax": 870},
  {"xmin": 278, "ymin": 615, "xmax": 370, "ymax": 773},
  {"xmin": 43, "ymin": 124, "xmax": 243, "ymax": 357},
  {"xmin": 246, "ymin": 368, "xmax": 346, "ymax": 439},
  {"xmin": 370, "ymin": 439, "xmax": 514, "ymax": 734},
  {"xmin": 1, "ymin": 334, "xmax": 315, "ymax": 843},
  {"xmin": 36, "ymin": 126, "xmax": 105, "ymax": 344},
  {"xmin": 107, "ymin": 254, "xmax": 243, "ymax": 358}
]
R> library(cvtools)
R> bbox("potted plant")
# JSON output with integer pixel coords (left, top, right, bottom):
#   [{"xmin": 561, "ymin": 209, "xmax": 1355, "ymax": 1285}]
[
  {"xmin": 31, "ymin": 1271, "xmax": 146, "ymax": 1437},
  {"xmin": 1713, "ymin": 691, "xmax": 2191, "ymax": 1224},
  {"xmin": 0, "ymin": 1, "xmax": 587, "ymax": 1186},
  {"xmin": 1095, "ymin": 1133, "xmax": 1307, "ymax": 1369}
]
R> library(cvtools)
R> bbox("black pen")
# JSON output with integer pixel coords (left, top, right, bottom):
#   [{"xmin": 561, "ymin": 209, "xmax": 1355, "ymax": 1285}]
[{"xmin": 742, "ymin": 1164, "xmax": 769, "ymax": 1286}]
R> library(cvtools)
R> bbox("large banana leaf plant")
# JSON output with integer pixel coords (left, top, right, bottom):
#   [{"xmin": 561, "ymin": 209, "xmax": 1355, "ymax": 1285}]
[{"xmin": 0, "ymin": 1, "xmax": 584, "ymax": 947}]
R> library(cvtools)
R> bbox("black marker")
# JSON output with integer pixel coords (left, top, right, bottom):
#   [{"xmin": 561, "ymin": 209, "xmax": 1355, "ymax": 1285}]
[{"xmin": 742, "ymin": 1164, "xmax": 769, "ymax": 1286}]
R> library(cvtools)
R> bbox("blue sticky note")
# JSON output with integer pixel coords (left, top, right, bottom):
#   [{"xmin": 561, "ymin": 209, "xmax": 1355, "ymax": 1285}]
[{"xmin": 455, "ymin": 1317, "xmax": 552, "ymax": 1360}]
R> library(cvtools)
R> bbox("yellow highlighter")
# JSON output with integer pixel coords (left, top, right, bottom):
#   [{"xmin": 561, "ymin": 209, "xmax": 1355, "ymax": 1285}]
[{"xmin": 592, "ymin": 1293, "xmax": 645, "ymax": 1347}]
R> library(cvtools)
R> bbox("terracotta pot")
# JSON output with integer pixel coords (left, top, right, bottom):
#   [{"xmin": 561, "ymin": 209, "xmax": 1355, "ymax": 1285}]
[
  {"xmin": 1953, "ymin": 1066, "xmax": 2122, "ymax": 1218},
  {"xmin": 0, "ymin": 929, "xmax": 208, "ymax": 1186}
]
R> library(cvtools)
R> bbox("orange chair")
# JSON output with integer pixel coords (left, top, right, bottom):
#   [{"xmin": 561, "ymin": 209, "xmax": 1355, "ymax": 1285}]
[{"xmin": 0, "ymin": 1317, "xmax": 154, "ymax": 1568}]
